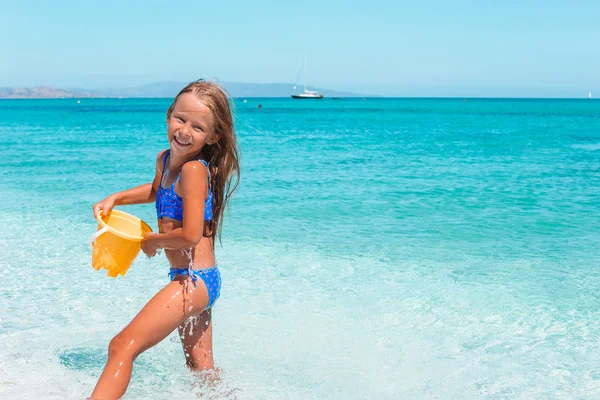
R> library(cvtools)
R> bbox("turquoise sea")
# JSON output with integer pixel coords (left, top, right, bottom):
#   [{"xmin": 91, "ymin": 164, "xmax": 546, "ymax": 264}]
[{"xmin": 1, "ymin": 97, "xmax": 599, "ymax": 399}]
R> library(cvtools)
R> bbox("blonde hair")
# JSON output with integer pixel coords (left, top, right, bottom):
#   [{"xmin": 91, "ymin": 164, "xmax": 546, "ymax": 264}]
[{"xmin": 167, "ymin": 80, "xmax": 240, "ymax": 241}]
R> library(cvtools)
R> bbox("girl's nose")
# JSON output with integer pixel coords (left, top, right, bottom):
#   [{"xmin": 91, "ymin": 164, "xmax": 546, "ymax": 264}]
[{"xmin": 180, "ymin": 124, "xmax": 192, "ymax": 136}]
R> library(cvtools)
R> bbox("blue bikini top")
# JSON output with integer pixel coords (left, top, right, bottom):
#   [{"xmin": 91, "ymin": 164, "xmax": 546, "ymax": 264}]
[{"xmin": 155, "ymin": 150, "xmax": 214, "ymax": 221}]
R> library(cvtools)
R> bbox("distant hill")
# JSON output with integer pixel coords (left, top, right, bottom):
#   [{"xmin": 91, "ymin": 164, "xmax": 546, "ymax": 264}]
[
  {"xmin": 0, "ymin": 86, "xmax": 101, "ymax": 99},
  {"xmin": 0, "ymin": 82, "xmax": 363, "ymax": 99},
  {"xmin": 96, "ymin": 81, "xmax": 362, "ymax": 98}
]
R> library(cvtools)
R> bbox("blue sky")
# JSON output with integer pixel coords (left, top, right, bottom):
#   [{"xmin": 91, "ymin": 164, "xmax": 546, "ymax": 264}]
[{"xmin": 1, "ymin": 0, "xmax": 599, "ymax": 97}]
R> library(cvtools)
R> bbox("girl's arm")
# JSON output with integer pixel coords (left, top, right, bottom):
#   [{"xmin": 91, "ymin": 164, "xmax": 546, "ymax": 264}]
[
  {"xmin": 141, "ymin": 160, "xmax": 208, "ymax": 254},
  {"xmin": 92, "ymin": 151, "xmax": 165, "ymax": 216}
]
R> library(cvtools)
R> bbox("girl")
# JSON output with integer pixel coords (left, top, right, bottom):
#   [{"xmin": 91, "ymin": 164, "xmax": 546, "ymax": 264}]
[{"xmin": 90, "ymin": 81, "xmax": 240, "ymax": 400}]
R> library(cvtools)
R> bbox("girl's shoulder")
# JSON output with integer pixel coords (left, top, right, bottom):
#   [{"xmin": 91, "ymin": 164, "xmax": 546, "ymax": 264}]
[
  {"xmin": 181, "ymin": 159, "xmax": 209, "ymax": 179},
  {"xmin": 157, "ymin": 149, "xmax": 169, "ymax": 163},
  {"xmin": 155, "ymin": 149, "xmax": 169, "ymax": 172},
  {"xmin": 177, "ymin": 160, "xmax": 210, "ymax": 197}
]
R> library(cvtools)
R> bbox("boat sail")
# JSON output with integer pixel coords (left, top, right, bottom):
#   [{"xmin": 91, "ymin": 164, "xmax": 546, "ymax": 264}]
[
  {"xmin": 291, "ymin": 57, "xmax": 323, "ymax": 99},
  {"xmin": 589, "ymin": 92, "xmax": 593, "ymax": 99}
]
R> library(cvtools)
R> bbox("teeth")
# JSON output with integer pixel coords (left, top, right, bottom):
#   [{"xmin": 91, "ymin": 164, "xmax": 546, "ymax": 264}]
[{"xmin": 175, "ymin": 137, "xmax": 190, "ymax": 145}]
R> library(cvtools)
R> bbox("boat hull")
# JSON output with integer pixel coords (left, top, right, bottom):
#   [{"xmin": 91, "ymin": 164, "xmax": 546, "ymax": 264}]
[{"xmin": 291, "ymin": 94, "xmax": 324, "ymax": 99}]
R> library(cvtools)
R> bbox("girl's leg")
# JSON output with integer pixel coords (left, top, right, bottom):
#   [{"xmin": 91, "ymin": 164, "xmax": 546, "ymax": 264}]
[
  {"xmin": 90, "ymin": 278, "xmax": 209, "ymax": 400},
  {"xmin": 179, "ymin": 309, "xmax": 214, "ymax": 371}
]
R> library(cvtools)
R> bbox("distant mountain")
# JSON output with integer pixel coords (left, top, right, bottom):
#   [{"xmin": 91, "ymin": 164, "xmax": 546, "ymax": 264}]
[
  {"xmin": 96, "ymin": 82, "xmax": 184, "ymax": 98},
  {"xmin": 95, "ymin": 81, "xmax": 362, "ymax": 98},
  {"xmin": 0, "ymin": 82, "xmax": 363, "ymax": 99},
  {"xmin": 0, "ymin": 86, "xmax": 101, "ymax": 99}
]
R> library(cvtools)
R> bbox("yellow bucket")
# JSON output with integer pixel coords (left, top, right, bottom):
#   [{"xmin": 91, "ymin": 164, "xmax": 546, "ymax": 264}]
[{"xmin": 89, "ymin": 210, "xmax": 153, "ymax": 277}]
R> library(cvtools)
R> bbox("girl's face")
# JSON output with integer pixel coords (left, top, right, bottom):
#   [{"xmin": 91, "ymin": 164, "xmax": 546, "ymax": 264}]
[{"xmin": 167, "ymin": 92, "xmax": 218, "ymax": 157}]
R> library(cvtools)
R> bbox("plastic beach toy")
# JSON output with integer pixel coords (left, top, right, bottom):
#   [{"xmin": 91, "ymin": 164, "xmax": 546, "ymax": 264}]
[{"xmin": 89, "ymin": 210, "xmax": 153, "ymax": 277}]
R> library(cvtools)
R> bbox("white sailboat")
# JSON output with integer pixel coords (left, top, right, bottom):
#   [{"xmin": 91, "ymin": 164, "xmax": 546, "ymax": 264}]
[
  {"xmin": 291, "ymin": 57, "xmax": 323, "ymax": 99},
  {"xmin": 589, "ymin": 92, "xmax": 593, "ymax": 99}
]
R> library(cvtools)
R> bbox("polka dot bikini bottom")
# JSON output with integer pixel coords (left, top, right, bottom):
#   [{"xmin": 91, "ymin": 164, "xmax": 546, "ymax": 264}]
[{"xmin": 168, "ymin": 266, "xmax": 221, "ymax": 310}]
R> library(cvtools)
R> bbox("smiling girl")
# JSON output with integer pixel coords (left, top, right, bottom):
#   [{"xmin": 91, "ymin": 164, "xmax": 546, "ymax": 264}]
[{"xmin": 90, "ymin": 81, "xmax": 240, "ymax": 399}]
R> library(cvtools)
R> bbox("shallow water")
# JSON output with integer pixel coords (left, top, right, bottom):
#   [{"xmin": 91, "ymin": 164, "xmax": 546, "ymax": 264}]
[{"xmin": 1, "ymin": 98, "xmax": 600, "ymax": 399}]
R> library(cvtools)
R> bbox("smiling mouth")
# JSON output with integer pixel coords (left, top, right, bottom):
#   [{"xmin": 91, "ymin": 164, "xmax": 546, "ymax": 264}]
[{"xmin": 174, "ymin": 136, "xmax": 191, "ymax": 146}]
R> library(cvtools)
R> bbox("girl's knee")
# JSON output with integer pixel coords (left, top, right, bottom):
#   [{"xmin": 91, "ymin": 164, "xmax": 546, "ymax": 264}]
[{"xmin": 108, "ymin": 333, "xmax": 139, "ymax": 360}]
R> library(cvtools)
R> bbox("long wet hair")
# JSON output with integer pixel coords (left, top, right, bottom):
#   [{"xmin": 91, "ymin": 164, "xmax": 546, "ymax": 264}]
[{"xmin": 167, "ymin": 80, "xmax": 240, "ymax": 241}]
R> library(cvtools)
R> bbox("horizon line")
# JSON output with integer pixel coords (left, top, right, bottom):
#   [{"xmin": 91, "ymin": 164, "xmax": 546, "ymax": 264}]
[{"xmin": 0, "ymin": 96, "xmax": 596, "ymax": 100}]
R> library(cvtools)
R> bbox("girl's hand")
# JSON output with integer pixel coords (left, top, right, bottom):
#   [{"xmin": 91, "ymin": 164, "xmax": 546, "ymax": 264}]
[
  {"xmin": 141, "ymin": 233, "xmax": 160, "ymax": 258},
  {"xmin": 92, "ymin": 195, "xmax": 116, "ymax": 218}
]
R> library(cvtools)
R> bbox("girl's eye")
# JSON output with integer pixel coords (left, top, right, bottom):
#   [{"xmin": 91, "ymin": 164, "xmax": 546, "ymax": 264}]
[
  {"xmin": 194, "ymin": 126, "xmax": 204, "ymax": 132},
  {"xmin": 176, "ymin": 117, "xmax": 184, "ymax": 123}
]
